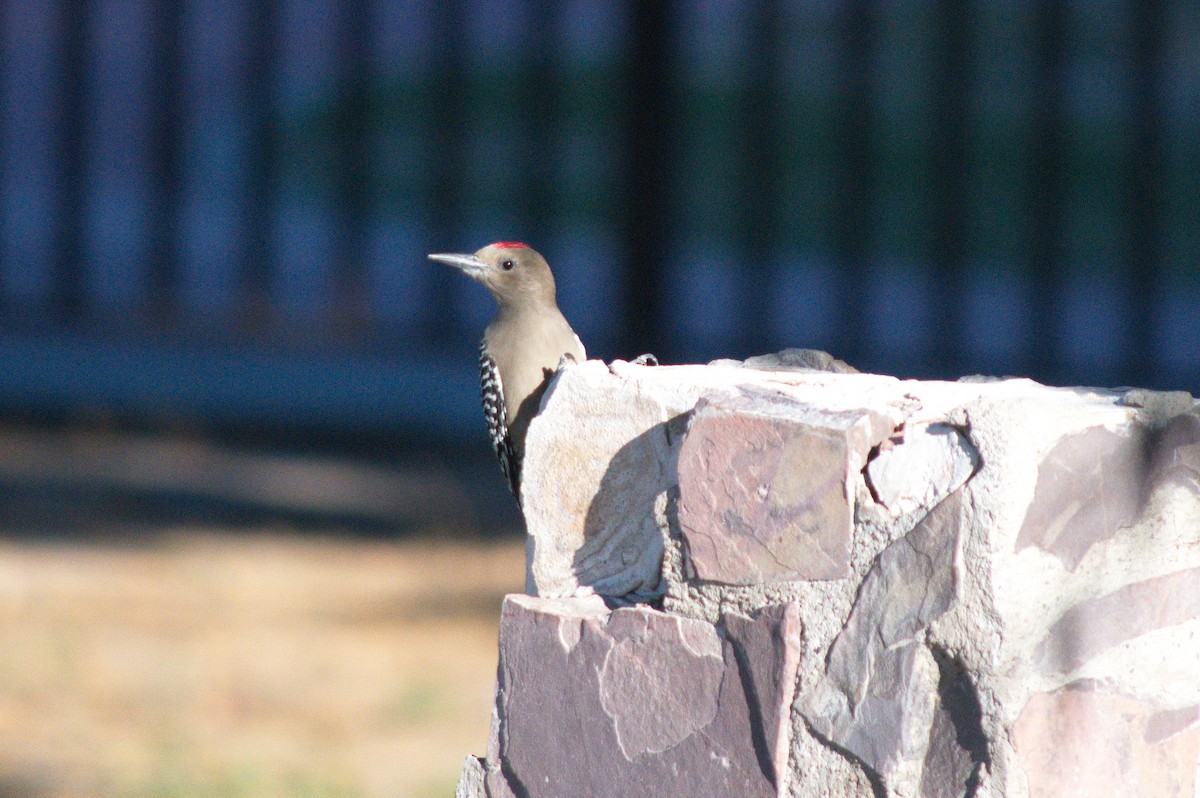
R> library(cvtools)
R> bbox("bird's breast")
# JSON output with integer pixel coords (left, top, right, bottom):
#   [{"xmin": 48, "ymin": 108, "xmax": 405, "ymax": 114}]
[{"xmin": 485, "ymin": 311, "xmax": 585, "ymax": 431}]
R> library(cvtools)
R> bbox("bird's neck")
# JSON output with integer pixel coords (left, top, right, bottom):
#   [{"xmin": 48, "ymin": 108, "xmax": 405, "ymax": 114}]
[{"xmin": 492, "ymin": 296, "xmax": 560, "ymax": 323}]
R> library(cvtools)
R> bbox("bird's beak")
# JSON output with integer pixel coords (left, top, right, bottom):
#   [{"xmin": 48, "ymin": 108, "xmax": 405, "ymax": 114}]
[{"xmin": 429, "ymin": 252, "xmax": 487, "ymax": 277}]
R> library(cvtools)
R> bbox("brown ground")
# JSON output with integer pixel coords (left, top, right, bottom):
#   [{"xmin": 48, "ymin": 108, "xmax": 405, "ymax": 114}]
[{"xmin": 0, "ymin": 531, "xmax": 525, "ymax": 798}]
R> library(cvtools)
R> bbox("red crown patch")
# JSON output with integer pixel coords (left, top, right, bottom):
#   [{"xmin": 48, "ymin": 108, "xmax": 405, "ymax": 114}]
[{"xmin": 492, "ymin": 241, "xmax": 528, "ymax": 249}]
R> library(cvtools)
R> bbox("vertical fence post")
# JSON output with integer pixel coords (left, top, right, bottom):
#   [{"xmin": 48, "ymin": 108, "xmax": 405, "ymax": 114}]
[
  {"xmin": 1028, "ymin": 4, "xmax": 1067, "ymax": 382},
  {"xmin": 931, "ymin": 0, "xmax": 970, "ymax": 377},
  {"xmin": 621, "ymin": 0, "xmax": 670, "ymax": 361},
  {"xmin": 1127, "ymin": 0, "xmax": 1164, "ymax": 386},
  {"xmin": 522, "ymin": 0, "xmax": 558, "ymax": 251},
  {"xmin": 832, "ymin": 0, "xmax": 874, "ymax": 368},
  {"xmin": 241, "ymin": 0, "xmax": 279, "ymax": 332},
  {"xmin": 739, "ymin": 0, "xmax": 784, "ymax": 358},
  {"xmin": 149, "ymin": 0, "xmax": 184, "ymax": 325},
  {"xmin": 332, "ymin": 0, "xmax": 372, "ymax": 337},
  {"xmin": 426, "ymin": 0, "xmax": 466, "ymax": 342},
  {"xmin": 55, "ymin": 1, "xmax": 88, "ymax": 323}
]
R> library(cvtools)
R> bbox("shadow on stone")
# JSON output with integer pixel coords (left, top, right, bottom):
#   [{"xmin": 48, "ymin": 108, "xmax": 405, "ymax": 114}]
[
  {"xmin": 576, "ymin": 412, "xmax": 691, "ymax": 601},
  {"xmin": 726, "ymin": 632, "xmax": 775, "ymax": 782},
  {"xmin": 800, "ymin": 718, "xmax": 888, "ymax": 798},
  {"xmin": 1017, "ymin": 410, "xmax": 1200, "ymax": 572},
  {"xmin": 923, "ymin": 646, "xmax": 990, "ymax": 798}
]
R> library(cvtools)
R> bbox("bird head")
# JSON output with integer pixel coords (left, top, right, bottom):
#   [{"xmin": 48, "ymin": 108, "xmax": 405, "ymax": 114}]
[{"xmin": 429, "ymin": 242, "xmax": 557, "ymax": 309}]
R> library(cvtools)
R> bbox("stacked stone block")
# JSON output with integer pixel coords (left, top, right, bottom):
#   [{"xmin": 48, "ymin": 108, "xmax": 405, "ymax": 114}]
[{"xmin": 458, "ymin": 357, "xmax": 1200, "ymax": 798}]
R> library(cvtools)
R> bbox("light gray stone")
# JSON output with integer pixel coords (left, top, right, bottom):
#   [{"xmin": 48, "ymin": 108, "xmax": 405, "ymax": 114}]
[
  {"xmin": 521, "ymin": 361, "xmax": 711, "ymax": 599},
  {"xmin": 710, "ymin": 348, "xmax": 859, "ymax": 374},
  {"xmin": 486, "ymin": 594, "xmax": 802, "ymax": 798},
  {"xmin": 866, "ymin": 422, "xmax": 979, "ymax": 516},
  {"xmin": 1119, "ymin": 387, "xmax": 1197, "ymax": 423},
  {"xmin": 677, "ymin": 386, "xmax": 893, "ymax": 584},
  {"xmin": 800, "ymin": 489, "xmax": 965, "ymax": 792},
  {"xmin": 454, "ymin": 756, "xmax": 486, "ymax": 798}
]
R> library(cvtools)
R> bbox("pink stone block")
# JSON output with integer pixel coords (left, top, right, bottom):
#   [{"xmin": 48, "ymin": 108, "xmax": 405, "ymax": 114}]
[
  {"xmin": 1013, "ymin": 682, "xmax": 1200, "ymax": 798},
  {"xmin": 1016, "ymin": 425, "xmax": 1147, "ymax": 570},
  {"xmin": 677, "ymin": 388, "xmax": 892, "ymax": 584},
  {"xmin": 1017, "ymin": 415, "xmax": 1200, "ymax": 570},
  {"xmin": 487, "ymin": 594, "xmax": 803, "ymax": 798},
  {"xmin": 1034, "ymin": 567, "xmax": 1200, "ymax": 674}
]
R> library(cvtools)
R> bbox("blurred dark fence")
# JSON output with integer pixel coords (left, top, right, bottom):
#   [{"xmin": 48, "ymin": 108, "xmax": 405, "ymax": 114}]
[{"xmin": 0, "ymin": 1, "xmax": 1196, "ymax": 440}]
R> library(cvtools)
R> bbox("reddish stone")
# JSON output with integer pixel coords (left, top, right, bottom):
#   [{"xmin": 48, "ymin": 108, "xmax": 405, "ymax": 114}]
[
  {"xmin": 487, "ymin": 594, "xmax": 802, "ymax": 798},
  {"xmin": 1145, "ymin": 704, "xmax": 1200, "ymax": 745},
  {"xmin": 723, "ymin": 603, "xmax": 804, "ymax": 780},
  {"xmin": 1012, "ymin": 682, "xmax": 1200, "ymax": 798},
  {"xmin": 1016, "ymin": 425, "xmax": 1149, "ymax": 570},
  {"xmin": 1034, "ymin": 567, "xmax": 1200, "ymax": 674},
  {"xmin": 1017, "ymin": 414, "xmax": 1200, "ymax": 570},
  {"xmin": 677, "ymin": 387, "xmax": 892, "ymax": 584}
]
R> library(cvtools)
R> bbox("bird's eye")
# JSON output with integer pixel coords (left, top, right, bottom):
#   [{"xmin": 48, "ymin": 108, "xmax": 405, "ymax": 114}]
[{"xmin": 501, "ymin": 260, "xmax": 514, "ymax": 271}]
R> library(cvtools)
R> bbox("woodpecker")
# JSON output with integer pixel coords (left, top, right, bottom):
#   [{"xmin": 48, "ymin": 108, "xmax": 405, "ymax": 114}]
[{"xmin": 429, "ymin": 242, "xmax": 586, "ymax": 502}]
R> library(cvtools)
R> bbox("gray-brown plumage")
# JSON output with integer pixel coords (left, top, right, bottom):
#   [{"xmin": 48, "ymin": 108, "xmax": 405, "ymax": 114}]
[{"xmin": 429, "ymin": 242, "xmax": 586, "ymax": 501}]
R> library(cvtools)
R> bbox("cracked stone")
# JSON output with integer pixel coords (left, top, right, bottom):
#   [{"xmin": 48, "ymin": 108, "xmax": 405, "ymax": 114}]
[
  {"xmin": 677, "ymin": 386, "xmax": 893, "ymax": 584},
  {"xmin": 599, "ymin": 610, "xmax": 724, "ymax": 757},
  {"xmin": 486, "ymin": 594, "xmax": 802, "ymax": 798},
  {"xmin": 865, "ymin": 422, "xmax": 979, "ymax": 516},
  {"xmin": 800, "ymin": 489, "xmax": 964, "ymax": 792}
]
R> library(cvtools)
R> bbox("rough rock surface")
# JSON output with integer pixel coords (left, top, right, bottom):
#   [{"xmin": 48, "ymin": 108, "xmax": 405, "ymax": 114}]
[
  {"xmin": 521, "ymin": 360, "xmax": 908, "ymax": 599},
  {"xmin": 466, "ymin": 594, "xmax": 802, "ymax": 798},
  {"xmin": 709, "ymin": 347, "xmax": 859, "ymax": 374},
  {"xmin": 454, "ymin": 756, "xmax": 486, "ymax": 798},
  {"xmin": 866, "ymin": 422, "xmax": 979, "ymax": 516},
  {"xmin": 462, "ymin": 362, "xmax": 1200, "ymax": 798},
  {"xmin": 677, "ymin": 386, "xmax": 893, "ymax": 584},
  {"xmin": 801, "ymin": 489, "xmax": 981, "ymax": 795},
  {"xmin": 519, "ymin": 361, "xmax": 701, "ymax": 599}
]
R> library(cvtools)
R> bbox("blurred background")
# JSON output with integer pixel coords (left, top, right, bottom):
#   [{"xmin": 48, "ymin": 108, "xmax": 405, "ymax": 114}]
[{"xmin": 0, "ymin": 0, "xmax": 1197, "ymax": 796}]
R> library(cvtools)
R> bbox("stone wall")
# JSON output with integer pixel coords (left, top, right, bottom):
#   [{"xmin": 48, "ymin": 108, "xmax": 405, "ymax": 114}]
[{"xmin": 456, "ymin": 357, "xmax": 1200, "ymax": 798}]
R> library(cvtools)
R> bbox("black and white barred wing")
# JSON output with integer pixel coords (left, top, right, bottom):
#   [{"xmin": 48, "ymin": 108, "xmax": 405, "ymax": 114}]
[{"xmin": 479, "ymin": 341, "xmax": 520, "ymax": 499}]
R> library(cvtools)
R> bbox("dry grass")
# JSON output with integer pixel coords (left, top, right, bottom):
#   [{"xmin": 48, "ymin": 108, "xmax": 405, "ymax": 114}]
[{"xmin": 0, "ymin": 531, "xmax": 525, "ymax": 798}]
